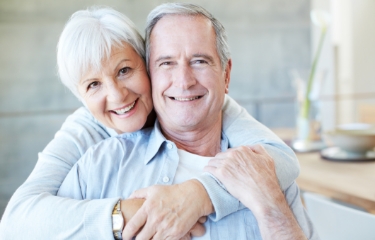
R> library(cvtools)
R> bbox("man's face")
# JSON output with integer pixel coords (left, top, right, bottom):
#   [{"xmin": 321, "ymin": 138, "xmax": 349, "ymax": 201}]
[{"xmin": 149, "ymin": 15, "xmax": 231, "ymax": 132}]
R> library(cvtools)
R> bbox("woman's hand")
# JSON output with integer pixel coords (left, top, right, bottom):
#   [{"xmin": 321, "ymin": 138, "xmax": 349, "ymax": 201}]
[
  {"xmin": 120, "ymin": 198, "xmax": 145, "ymax": 226},
  {"xmin": 122, "ymin": 180, "xmax": 212, "ymax": 240}
]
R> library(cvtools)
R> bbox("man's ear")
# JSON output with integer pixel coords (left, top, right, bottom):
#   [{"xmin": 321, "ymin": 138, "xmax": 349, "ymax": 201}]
[{"xmin": 224, "ymin": 59, "xmax": 232, "ymax": 94}]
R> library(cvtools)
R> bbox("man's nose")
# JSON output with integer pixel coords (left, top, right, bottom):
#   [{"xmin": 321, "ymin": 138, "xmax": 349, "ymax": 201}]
[
  {"xmin": 106, "ymin": 79, "xmax": 128, "ymax": 103},
  {"xmin": 172, "ymin": 65, "xmax": 197, "ymax": 90}
]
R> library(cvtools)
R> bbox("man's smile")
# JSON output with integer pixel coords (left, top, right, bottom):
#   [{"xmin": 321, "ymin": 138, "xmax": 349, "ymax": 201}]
[{"xmin": 170, "ymin": 95, "xmax": 203, "ymax": 101}]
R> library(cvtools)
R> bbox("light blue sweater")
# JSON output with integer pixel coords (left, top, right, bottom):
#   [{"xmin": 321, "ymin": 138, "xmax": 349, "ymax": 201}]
[{"xmin": 0, "ymin": 95, "xmax": 299, "ymax": 239}]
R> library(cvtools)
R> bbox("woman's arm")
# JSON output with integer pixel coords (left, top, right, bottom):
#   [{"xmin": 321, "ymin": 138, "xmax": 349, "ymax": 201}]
[
  {"xmin": 222, "ymin": 94, "xmax": 299, "ymax": 189},
  {"xmin": 205, "ymin": 145, "xmax": 312, "ymax": 240},
  {"xmin": 0, "ymin": 107, "xmax": 117, "ymax": 239},
  {"xmin": 195, "ymin": 94, "xmax": 300, "ymax": 221},
  {"xmin": 122, "ymin": 95, "xmax": 301, "ymax": 238},
  {"xmin": 56, "ymin": 136, "xmax": 205, "ymax": 240}
]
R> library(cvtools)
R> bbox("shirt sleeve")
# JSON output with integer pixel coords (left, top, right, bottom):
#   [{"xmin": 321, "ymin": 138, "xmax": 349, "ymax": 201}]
[
  {"xmin": 0, "ymin": 107, "xmax": 117, "ymax": 239},
  {"xmin": 196, "ymin": 95, "xmax": 300, "ymax": 221},
  {"xmin": 284, "ymin": 182, "xmax": 319, "ymax": 240},
  {"xmin": 57, "ymin": 160, "xmax": 87, "ymax": 200}
]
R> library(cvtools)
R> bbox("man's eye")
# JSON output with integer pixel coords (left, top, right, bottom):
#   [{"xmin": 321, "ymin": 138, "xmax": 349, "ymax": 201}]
[
  {"xmin": 160, "ymin": 62, "xmax": 172, "ymax": 66},
  {"xmin": 119, "ymin": 67, "xmax": 131, "ymax": 75},
  {"xmin": 193, "ymin": 60, "xmax": 207, "ymax": 64}
]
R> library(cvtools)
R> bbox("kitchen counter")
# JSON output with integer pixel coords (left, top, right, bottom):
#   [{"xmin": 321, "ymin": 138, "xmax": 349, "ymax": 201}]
[{"xmin": 272, "ymin": 128, "xmax": 375, "ymax": 214}]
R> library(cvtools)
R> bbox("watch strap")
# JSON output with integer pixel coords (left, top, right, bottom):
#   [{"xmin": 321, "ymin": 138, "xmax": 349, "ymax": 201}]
[{"xmin": 112, "ymin": 200, "xmax": 124, "ymax": 240}]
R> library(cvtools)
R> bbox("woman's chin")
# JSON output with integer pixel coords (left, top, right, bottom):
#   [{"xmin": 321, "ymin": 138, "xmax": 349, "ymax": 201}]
[{"xmin": 115, "ymin": 118, "xmax": 147, "ymax": 134}]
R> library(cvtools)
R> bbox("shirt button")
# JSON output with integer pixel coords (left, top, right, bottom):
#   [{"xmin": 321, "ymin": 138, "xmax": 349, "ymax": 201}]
[
  {"xmin": 167, "ymin": 143, "xmax": 173, "ymax": 149},
  {"xmin": 163, "ymin": 176, "xmax": 170, "ymax": 183}
]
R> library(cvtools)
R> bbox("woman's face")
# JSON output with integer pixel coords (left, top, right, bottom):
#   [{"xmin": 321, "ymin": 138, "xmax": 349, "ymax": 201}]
[{"xmin": 78, "ymin": 43, "xmax": 153, "ymax": 133}]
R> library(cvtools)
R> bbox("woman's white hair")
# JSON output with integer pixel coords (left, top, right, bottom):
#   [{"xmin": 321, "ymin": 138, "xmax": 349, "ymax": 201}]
[
  {"xmin": 145, "ymin": 3, "xmax": 231, "ymax": 71},
  {"xmin": 57, "ymin": 6, "xmax": 145, "ymax": 99}
]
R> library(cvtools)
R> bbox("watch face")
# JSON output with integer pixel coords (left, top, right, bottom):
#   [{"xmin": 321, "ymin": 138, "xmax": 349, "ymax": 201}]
[{"xmin": 113, "ymin": 214, "xmax": 124, "ymax": 231}]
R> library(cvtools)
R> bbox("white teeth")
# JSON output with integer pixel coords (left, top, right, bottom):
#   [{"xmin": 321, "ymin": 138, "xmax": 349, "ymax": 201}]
[
  {"xmin": 174, "ymin": 96, "xmax": 200, "ymax": 101},
  {"xmin": 114, "ymin": 101, "xmax": 136, "ymax": 114}
]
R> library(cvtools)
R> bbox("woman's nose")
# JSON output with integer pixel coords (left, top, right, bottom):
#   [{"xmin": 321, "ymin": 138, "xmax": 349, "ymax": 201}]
[{"xmin": 106, "ymin": 79, "xmax": 128, "ymax": 103}]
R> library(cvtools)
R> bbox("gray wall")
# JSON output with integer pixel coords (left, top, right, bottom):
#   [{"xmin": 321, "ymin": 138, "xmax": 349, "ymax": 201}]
[{"xmin": 0, "ymin": 0, "xmax": 310, "ymax": 217}]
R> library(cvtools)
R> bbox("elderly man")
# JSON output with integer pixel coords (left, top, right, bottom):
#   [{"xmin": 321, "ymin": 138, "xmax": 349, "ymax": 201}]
[
  {"xmin": 0, "ymin": 4, "xmax": 306, "ymax": 240},
  {"xmin": 56, "ymin": 3, "xmax": 317, "ymax": 240}
]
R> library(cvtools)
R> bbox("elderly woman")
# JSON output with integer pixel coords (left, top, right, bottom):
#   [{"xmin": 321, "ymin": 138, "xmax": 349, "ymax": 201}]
[{"xmin": 0, "ymin": 6, "xmax": 300, "ymax": 240}]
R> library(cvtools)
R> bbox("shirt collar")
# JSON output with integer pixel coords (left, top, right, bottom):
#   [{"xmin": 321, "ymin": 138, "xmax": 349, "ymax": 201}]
[
  {"xmin": 144, "ymin": 119, "xmax": 168, "ymax": 165},
  {"xmin": 220, "ymin": 131, "xmax": 229, "ymax": 152},
  {"xmin": 143, "ymin": 119, "xmax": 230, "ymax": 165}
]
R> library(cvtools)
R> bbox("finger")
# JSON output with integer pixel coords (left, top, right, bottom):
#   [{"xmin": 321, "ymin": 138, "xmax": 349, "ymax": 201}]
[
  {"xmin": 122, "ymin": 208, "xmax": 148, "ymax": 240},
  {"xmin": 198, "ymin": 216, "xmax": 207, "ymax": 223},
  {"xmin": 213, "ymin": 148, "xmax": 235, "ymax": 159},
  {"xmin": 206, "ymin": 158, "xmax": 223, "ymax": 167},
  {"xmin": 189, "ymin": 222, "xmax": 206, "ymax": 237},
  {"xmin": 203, "ymin": 165, "xmax": 216, "ymax": 174},
  {"xmin": 216, "ymin": 147, "xmax": 237, "ymax": 155},
  {"xmin": 179, "ymin": 234, "xmax": 191, "ymax": 240},
  {"xmin": 129, "ymin": 187, "xmax": 148, "ymax": 199},
  {"xmin": 134, "ymin": 221, "xmax": 155, "ymax": 240},
  {"xmin": 247, "ymin": 144, "xmax": 265, "ymax": 154}
]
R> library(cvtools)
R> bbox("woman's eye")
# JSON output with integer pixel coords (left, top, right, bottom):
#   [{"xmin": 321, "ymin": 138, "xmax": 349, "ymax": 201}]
[
  {"xmin": 119, "ymin": 67, "xmax": 130, "ymax": 75},
  {"xmin": 88, "ymin": 81, "xmax": 99, "ymax": 90}
]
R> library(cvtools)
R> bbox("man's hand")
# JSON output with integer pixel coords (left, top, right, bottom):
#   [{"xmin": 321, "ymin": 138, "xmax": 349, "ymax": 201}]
[
  {"xmin": 204, "ymin": 145, "xmax": 307, "ymax": 240},
  {"xmin": 122, "ymin": 180, "xmax": 213, "ymax": 240},
  {"xmin": 181, "ymin": 216, "xmax": 207, "ymax": 240},
  {"xmin": 204, "ymin": 145, "xmax": 281, "ymax": 214}
]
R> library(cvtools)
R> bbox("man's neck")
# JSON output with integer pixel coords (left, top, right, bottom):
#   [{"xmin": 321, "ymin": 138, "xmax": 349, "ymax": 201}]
[{"xmin": 160, "ymin": 115, "xmax": 222, "ymax": 157}]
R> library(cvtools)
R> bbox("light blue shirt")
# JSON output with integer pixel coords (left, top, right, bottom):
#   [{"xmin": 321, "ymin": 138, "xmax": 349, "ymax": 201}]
[
  {"xmin": 58, "ymin": 121, "xmax": 318, "ymax": 239},
  {"xmin": 0, "ymin": 95, "xmax": 302, "ymax": 239}
]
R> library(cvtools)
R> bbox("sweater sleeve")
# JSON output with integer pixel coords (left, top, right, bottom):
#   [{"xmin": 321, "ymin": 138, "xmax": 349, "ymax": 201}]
[
  {"xmin": 196, "ymin": 95, "xmax": 300, "ymax": 221},
  {"xmin": 0, "ymin": 107, "xmax": 117, "ymax": 239}
]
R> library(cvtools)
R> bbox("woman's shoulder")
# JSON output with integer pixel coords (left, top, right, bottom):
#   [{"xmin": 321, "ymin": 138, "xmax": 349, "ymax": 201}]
[
  {"xmin": 65, "ymin": 106, "xmax": 96, "ymax": 125},
  {"xmin": 59, "ymin": 106, "xmax": 112, "ymax": 138}
]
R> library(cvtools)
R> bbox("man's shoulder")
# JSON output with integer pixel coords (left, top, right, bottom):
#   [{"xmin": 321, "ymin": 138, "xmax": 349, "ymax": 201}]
[
  {"xmin": 75, "ymin": 127, "xmax": 154, "ymax": 175},
  {"xmin": 87, "ymin": 127, "xmax": 153, "ymax": 158},
  {"xmin": 116, "ymin": 127, "xmax": 153, "ymax": 141}
]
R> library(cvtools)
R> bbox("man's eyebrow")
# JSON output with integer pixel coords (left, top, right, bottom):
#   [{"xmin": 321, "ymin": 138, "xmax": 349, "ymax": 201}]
[
  {"xmin": 154, "ymin": 55, "xmax": 172, "ymax": 63},
  {"xmin": 192, "ymin": 53, "xmax": 214, "ymax": 63}
]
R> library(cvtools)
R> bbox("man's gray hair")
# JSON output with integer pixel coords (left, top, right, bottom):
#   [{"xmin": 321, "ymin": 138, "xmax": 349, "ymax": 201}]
[
  {"xmin": 57, "ymin": 6, "xmax": 145, "ymax": 99},
  {"xmin": 145, "ymin": 3, "xmax": 231, "ymax": 71}
]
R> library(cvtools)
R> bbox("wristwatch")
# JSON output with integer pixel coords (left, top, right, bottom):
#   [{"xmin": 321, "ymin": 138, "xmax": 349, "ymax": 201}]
[{"xmin": 112, "ymin": 200, "xmax": 124, "ymax": 240}]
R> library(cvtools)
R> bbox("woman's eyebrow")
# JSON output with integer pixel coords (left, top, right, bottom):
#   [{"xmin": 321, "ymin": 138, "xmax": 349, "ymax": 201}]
[
  {"xmin": 80, "ymin": 77, "xmax": 97, "ymax": 85},
  {"xmin": 114, "ymin": 59, "xmax": 131, "ymax": 71}
]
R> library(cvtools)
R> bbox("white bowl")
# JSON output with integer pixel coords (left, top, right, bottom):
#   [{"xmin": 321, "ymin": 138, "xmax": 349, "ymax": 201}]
[{"xmin": 324, "ymin": 124, "xmax": 375, "ymax": 153}]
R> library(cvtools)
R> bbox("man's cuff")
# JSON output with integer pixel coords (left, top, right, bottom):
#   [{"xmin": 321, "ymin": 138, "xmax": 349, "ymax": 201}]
[{"xmin": 194, "ymin": 172, "xmax": 242, "ymax": 221}]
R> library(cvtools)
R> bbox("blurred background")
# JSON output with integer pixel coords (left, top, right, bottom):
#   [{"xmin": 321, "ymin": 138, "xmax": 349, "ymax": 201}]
[{"xmin": 0, "ymin": 0, "xmax": 374, "ymax": 217}]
